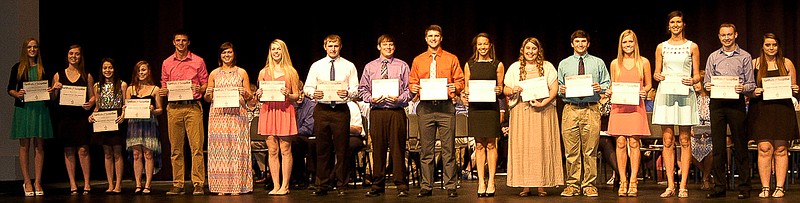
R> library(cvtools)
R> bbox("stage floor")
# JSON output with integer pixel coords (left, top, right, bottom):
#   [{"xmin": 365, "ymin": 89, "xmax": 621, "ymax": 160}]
[{"xmin": 1, "ymin": 174, "xmax": 794, "ymax": 203}]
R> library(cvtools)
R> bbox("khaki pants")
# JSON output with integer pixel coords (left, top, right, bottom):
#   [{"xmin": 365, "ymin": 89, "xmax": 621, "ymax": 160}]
[
  {"xmin": 561, "ymin": 103, "xmax": 600, "ymax": 188},
  {"xmin": 167, "ymin": 102, "xmax": 206, "ymax": 188}
]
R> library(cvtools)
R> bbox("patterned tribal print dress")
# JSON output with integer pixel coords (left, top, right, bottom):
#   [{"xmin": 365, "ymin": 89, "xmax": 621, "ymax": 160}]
[{"xmin": 207, "ymin": 68, "xmax": 253, "ymax": 194}]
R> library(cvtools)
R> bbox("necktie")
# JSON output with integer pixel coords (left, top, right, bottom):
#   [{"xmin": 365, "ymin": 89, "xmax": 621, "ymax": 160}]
[
  {"xmin": 329, "ymin": 59, "xmax": 336, "ymax": 81},
  {"xmin": 430, "ymin": 53, "xmax": 437, "ymax": 78},
  {"xmin": 380, "ymin": 59, "xmax": 389, "ymax": 79},
  {"xmin": 329, "ymin": 59, "xmax": 336, "ymax": 107},
  {"xmin": 578, "ymin": 56, "xmax": 585, "ymax": 75}
]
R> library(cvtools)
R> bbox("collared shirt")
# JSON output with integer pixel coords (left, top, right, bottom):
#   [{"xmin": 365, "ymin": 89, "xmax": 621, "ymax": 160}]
[
  {"xmin": 557, "ymin": 53, "xmax": 611, "ymax": 104},
  {"xmin": 703, "ymin": 45, "xmax": 755, "ymax": 94},
  {"xmin": 409, "ymin": 49, "xmax": 465, "ymax": 100},
  {"xmin": 295, "ymin": 96, "xmax": 316, "ymax": 136},
  {"xmin": 303, "ymin": 56, "xmax": 359, "ymax": 105},
  {"xmin": 161, "ymin": 51, "xmax": 208, "ymax": 100},
  {"xmin": 358, "ymin": 56, "xmax": 411, "ymax": 109}
]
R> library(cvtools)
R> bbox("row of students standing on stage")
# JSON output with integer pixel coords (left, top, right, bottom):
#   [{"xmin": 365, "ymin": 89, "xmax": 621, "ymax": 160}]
[{"xmin": 9, "ymin": 12, "xmax": 800, "ymax": 200}]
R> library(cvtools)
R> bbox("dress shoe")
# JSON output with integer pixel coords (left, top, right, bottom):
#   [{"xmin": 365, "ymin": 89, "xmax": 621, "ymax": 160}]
[
  {"xmin": 365, "ymin": 189, "xmax": 383, "ymax": 197},
  {"xmin": 706, "ymin": 190, "xmax": 725, "ymax": 198},
  {"xmin": 398, "ymin": 191, "xmax": 409, "ymax": 197},
  {"xmin": 737, "ymin": 190, "xmax": 750, "ymax": 199},
  {"xmin": 311, "ymin": 189, "xmax": 328, "ymax": 196},
  {"xmin": 417, "ymin": 189, "xmax": 432, "ymax": 197},
  {"xmin": 447, "ymin": 189, "xmax": 458, "ymax": 197}
]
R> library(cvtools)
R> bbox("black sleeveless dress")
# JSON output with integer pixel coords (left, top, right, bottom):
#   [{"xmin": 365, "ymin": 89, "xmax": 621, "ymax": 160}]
[
  {"xmin": 467, "ymin": 60, "xmax": 502, "ymax": 138},
  {"xmin": 747, "ymin": 69, "xmax": 799, "ymax": 141},
  {"xmin": 54, "ymin": 69, "xmax": 92, "ymax": 147}
]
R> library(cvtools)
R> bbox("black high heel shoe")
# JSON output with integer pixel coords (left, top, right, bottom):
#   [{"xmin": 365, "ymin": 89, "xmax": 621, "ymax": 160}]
[{"xmin": 485, "ymin": 184, "xmax": 495, "ymax": 197}]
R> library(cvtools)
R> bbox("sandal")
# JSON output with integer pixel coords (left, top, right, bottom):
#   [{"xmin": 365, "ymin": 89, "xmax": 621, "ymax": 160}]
[
  {"xmin": 519, "ymin": 190, "xmax": 531, "ymax": 197},
  {"xmin": 678, "ymin": 188, "xmax": 688, "ymax": 198},
  {"xmin": 70, "ymin": 188, "xmax": 79, "ymax": 196},
  {"xmin": 83, "ymin": 187, "xmax": 91, "ymax": 195},
  {"xmin": 659, "ymin": 188, "xmax": 675, "ymax": 198},
  {"xmin": 142, "ymin": 187, "xmax": 151, "ymax": 194},
  {"xmin": 626, "ymin": 181, "xmax": 638, "ymax": 197},
  {"xmin": 772, "ymin": 186, "xmax": 784, "ymax": 198},
  {"xmin": 618, "ymin": 180, "xmax": 628, "ymax": 197},
  {"xmin": 134, "ymin": 187, "xmax": 143, "ymax": 194},
  {"xmin": 758, "ymin": 186, "xmax": 778, "ymax": 198}
]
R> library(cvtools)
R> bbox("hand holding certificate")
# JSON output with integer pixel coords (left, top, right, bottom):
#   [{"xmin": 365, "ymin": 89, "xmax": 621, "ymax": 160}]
[
  {"xmin": 519, "ymin": 77, "xmax": 549, "ymax": 101},
  {"xmin": 610, "ymin": 82, "xmax": 640, "ymax": 105},
  {"xmin": 710, "ymin": 76, "xmax": 739, "ymax": 99},
  {"xmin": 125, "ymin": 99, "xmax": 151, "ymax": 119},
  {"xmin": 317, "ymin": 81, "xmax": 346, "ymax": 102},
  {"xmin": 167, "ymin": 80, "xmax": 193, "ymax": 101},
  {"xmin": 565, "ymin": 74, "xmax": 594, "ymax": 98},
  {"xmin": 762, "ymin": 76, "xmax": 792, "ymax": 100},
  {"xmin": 213, "ymin": 87, "xmax": 240, "ymax": 107},
  {"xmin": 259, "ymin": 81, "xmax": 286, "ymax": 102},
  {"xmin": 468, "ymin": 80, "xmax": 496, "ymax": 102},
  {"xmin": 371, "ymin": 79, "xmax": 399, "ymax": 99},
  {"xmin": 420, "ymin": 78, "xmax": 448, "ymax": 100},
  {"xmin": 22, "ymin": 80, "xmax": 50, "ymax": 102},
  {"xmin": 93, "ymin": 111, "xmax": 119, "ymax": 132},
  {"xmin": 59, "ymin": 85, "xmax": 87, "ymax": 106},
  {"xmin": 660, "ymin": 72, "xmax": 690, "ymax": 95}
]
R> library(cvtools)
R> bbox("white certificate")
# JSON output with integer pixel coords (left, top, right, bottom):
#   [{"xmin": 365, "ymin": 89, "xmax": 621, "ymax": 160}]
[
  {"xmin": 167, "ymin": 80, "xmax": 193, "ymax": 101},
  {"xmin": 710, "ymin": 76, "xmax": 740, "ymax": 99},
  {"xmin": 124, "ymin": 99, "xmax": 151, "ymax": 119},
  {"xmin": 565, "ymin": 74, "xmax": 594, "ymax": 98},
  {"xmin": 317, "ymin": 81, "xmax": 346, "ymax": 102},
  {"xmin": 420, "ymin": 78, "xmax": 448, "ymax": 100},
  {"xmin": 213, "ymin": 87, "xmax": 240, "ymax": 108},
  {"xmin": 22, "ymin": 80, "xmax": 50, "ymax": 102},
  {"xmin": 468, "ymin": 80, "xmax": 496, "ymax": 102},
  {"xmin": 660, "ymin": 72, "xmax": 691, "ymax": 95},
  {"xmin": 762, "ymin": 76, "xmax": 792, "ymax": 100},
  {"xmin": 610, "ymin": 82, "xmax": 641, "ymax": 105},
  {"xmin": 371, "ymin": 79, "xmax": 399, "ymax": 98},
  {"xmin": 59, "ymin": 85, "xmax": 86, "ymax": 106},
  {"xmin": 259, "ymin": 81, "xmax": 286, "ymax": 102},
  {"xmin": 92, "ymin": 111, "xmax": 119, "ymax": 132},
  {"xmin": 519, "ymin": 77, "xmax": 549, "ymax": 101}
]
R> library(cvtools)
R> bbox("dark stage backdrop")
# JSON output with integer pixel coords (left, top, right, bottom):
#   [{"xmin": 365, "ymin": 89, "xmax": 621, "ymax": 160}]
[{"xmin": 39, "ymin": 0, "xmax": 800, "ymax": 182}]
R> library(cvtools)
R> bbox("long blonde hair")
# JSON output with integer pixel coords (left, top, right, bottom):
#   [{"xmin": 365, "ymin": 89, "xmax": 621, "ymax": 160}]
[
  {"xmin": 18, "ymin": 38, "xmax": 45, "ymax": 81},
  {"xmin": 264, "ymin": 39, "xmax": 300, "ymax": 92},
  {"xmin": 614, "ymin": 30, "xmax": 644, "ymax": 80},
  {"xmin": 518, "ymin": 37, "xmax": 544, "ymax": 80}
]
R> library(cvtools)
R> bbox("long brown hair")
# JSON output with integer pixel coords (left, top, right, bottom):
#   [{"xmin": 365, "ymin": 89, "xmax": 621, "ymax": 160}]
[
  {"xmin": 469, "ymin": 33, "xmax": 496, "ymax": 62},
  {"xmin": 67, "ymin": 44, "xmax": 87, "ymax": 80},
  {"xmin": 518, "ymin": 37, "xmax": 544, "ymax": 80},
  {"xmin": 18, "ymin": 38, "xmax": 45, "ymax": 81},
  {"xmin": 130, "ymin": 60, "xmax": 155, "ymax": 92},
  {"xmin": 97, "ymin": 58, "xmax": 122, "ymax": 97},
  {"xmin": 756, "ymin": 33, "xmax": 788, "ymax": 86}
]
